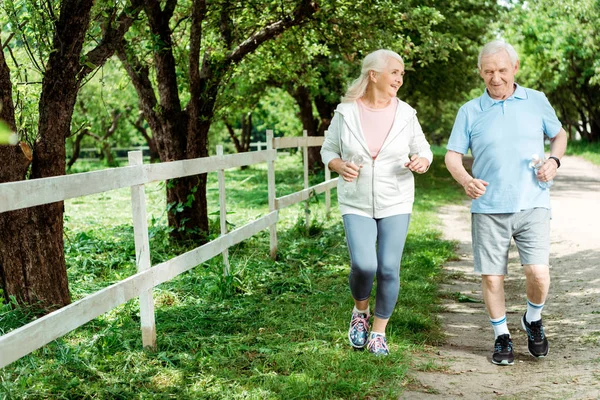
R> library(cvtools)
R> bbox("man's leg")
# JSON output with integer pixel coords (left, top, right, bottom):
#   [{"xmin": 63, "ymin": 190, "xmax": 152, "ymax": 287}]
[
  {"xmin": 524, "ymin": 264, "xmax": 550, "ymax": 324},
  {"xmin": 482, "ymin": 274, "xmax": 510, "ymax": 338},
  {"xmin": 482, "ymin": 274, "xmax": 506, "ymax": 319},
  {"xmin": 472, "ymin": 212, "xmax": 514, "ymax": 365},
  {"xmin": 482, "ymin": 274, "xmax": 514, "ymax": 365},
  {"xmin": 514, "ymin": 208, "xmax": 551, "ymax": 357}
]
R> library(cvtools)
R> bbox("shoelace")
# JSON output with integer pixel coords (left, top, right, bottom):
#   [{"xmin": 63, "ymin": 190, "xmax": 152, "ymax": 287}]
[
  {"xmin": 528, "ymin": 321, "xmax": 546, "ymax": 341},
  {"xmin": 350, "ymin": 313, "xmax": 369, "ymax": 333},
  {"xmin": 495, "ymin": 337, "xmax": 512, "ymax": 351},
  {"xmin": 368, "ymin": 335, "xmax": 388, "ymax": 353}
]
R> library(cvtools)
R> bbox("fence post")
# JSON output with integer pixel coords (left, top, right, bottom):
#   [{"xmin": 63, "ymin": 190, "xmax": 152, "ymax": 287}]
[
  {"xmin": 303, "ymin": 130, "xmax": 310, "ymax": 233},
  {"xmin": 128, "ymin": 151, "xmax": 157, "ymax": 351},
  {"xmin": 216, "ymin": 145, "xmax": 230, "ymax": 276},
  {"xmin": 324, "ymin": 130, "xmax": 331, "ymax": 216},
  {"xmin": 266, "ymin": 130, "xmax": 278, "ymax": 259}
]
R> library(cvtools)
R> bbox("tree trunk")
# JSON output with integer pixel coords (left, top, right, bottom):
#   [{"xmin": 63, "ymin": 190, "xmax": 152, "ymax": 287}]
[
  {"xmin": 314, "ymin": 93, "xmax": 336, "ymax": 167},
  {"xmin": 119, "ymin": 0, "xmax": 318, "ymax": 242},
  {"xmin": 590, "ymin": 116, "xmax": 600, "ymax": 143},
  {"xmin": 291, "ymin": 85, "xmax": 324, "ymax": 171},
  {"xmin": 0, "ymin": 1, "xmax": 141, "ymax": 310},
  {"xmin": 131, "ymin": 115, "xmax": 159, "ymax": 162},
  {"xmin": 0, "ymin": 0, "xmax": 95, "ymax": 310},
  {"xmin": 67, "ymin": 128, "xmax": 87, "ymax": 169}
]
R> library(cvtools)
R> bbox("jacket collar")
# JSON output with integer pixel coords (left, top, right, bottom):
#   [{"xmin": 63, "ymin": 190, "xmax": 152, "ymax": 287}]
[{"xmin": 480, "ymin": 83, "xmax": 528, "ymax": 111}]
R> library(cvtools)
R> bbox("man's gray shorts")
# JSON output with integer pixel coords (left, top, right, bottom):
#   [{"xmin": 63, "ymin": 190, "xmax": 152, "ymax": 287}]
[{"xmin": 472, "ymin": 208, "xmax": 551, "ymax": 275}]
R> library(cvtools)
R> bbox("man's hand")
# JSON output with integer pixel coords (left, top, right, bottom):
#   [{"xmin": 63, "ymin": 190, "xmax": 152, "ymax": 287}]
[
  {"xmin": 537, "ymin": 158, "xmax": 558, "ymax": 183},
  {"xmin": 404, "ymin": 154, "xmax": 430, "ymax": 174},
  {"xmin": 463, "ymin": 178, "xmax": 489, "ymax": 199}
]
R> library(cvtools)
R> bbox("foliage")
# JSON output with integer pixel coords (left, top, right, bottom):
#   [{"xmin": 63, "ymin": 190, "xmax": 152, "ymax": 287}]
[
  {"xmin": 502, "ymin": 0, "xmax": 600, "ymax": 142},
  {"xmin": 0, "ymin": 152, "xmax": 463, "ymax": 398},
  {"xmin": 209, "ymin": 87, "xmax": 302, "ymax": 154},
  {"xmin": 68, "ymin": 58, "xmax": 142, "ymax": 163},
  {"xmin": 219, "ymin": 0, "xmax": 502, "ymax": 144},
  {"xmin": 564, "ymin": 139, "xmax": 600, "ymax": 165}
]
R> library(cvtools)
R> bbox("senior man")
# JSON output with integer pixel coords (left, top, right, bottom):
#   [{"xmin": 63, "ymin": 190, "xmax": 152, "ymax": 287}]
[{"xmin": 445, "ymin": 40, "xmax": 567, "ymax": 365}]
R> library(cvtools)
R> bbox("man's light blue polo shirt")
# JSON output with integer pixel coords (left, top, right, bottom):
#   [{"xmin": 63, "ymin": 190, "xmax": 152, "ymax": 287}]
[{"xmin": 447, "ymin": 84, "xmax": 562, "ymax": 214}]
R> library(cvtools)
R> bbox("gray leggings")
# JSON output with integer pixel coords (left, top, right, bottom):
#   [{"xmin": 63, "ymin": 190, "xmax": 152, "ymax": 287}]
[{"xmin": 342, "ymin": 213, "xmax": 411, "ymax": 319}]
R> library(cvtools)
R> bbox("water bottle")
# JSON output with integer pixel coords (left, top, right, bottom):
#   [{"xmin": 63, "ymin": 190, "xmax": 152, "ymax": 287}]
[
  {"xmin": 529, "ymin": 154, "xmax": 553, "ymax": 189},
  {"xmin": 344, "ymin": 154, "xmax": 366, "ymax": 195}
]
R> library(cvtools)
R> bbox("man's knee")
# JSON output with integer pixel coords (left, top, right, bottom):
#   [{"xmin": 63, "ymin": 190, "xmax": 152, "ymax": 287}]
[
  {"xmin": 524, "ymin": 264, "xmax": 550, "ymax": 284},
  {"xmin": 482, "ymin": 274, "xmax": 505, "ymax": 293}
]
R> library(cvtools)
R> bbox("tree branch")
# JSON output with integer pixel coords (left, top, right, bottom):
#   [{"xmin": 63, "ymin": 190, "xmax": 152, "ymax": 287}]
[
  {"xmin": 78, "ymin": 0, "xmax": 144, "ymax": 82},
  {"xmin": 116, "ymin": 40, "xmax": 161, "ymax": 135},
  {"xmin": 228, "ymin": 0, "xmax": 319, "ymax": 64}
]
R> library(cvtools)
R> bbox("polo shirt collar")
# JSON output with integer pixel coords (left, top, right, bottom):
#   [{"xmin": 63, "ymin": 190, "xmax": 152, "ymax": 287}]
[{"xmin": 480, "ymin": 83, "xmax": 527, "ymax": 111}]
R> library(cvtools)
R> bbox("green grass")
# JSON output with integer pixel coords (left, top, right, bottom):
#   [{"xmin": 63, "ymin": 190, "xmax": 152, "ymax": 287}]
[
  {"xmin": 564, "ymin": 139, "xmax": 600, "ymax": 165},
  {"xmin": 0, "ymin": 151, "xmax": 464, "ymax": 399}
]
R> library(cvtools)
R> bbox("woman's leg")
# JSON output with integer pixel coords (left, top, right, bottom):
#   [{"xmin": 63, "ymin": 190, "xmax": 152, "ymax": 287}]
[
  {"xmin": 372, "ymin": 214, "xmax": 411, "ymax": 333},
  {"xmin": 343, "ymin": 214, "xmax": 378, "ymax": 348},
  {"xmin": 342, "ymin": 214, "xmax": 378, "ymax": 306}
]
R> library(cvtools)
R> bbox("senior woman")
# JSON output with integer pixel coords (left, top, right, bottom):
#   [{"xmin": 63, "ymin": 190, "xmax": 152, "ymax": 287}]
[{"xmin": 321, "ymin": 49, "xmax": 432, "ymax": 356}]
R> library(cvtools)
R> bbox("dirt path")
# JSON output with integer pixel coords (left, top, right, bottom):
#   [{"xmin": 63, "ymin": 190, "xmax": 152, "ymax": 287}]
[{"xmin": 401, "ymin": 155, "xmax": 600, "ymax": 400}]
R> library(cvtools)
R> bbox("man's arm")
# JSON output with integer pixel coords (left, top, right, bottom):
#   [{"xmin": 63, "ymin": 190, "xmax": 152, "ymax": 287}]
[{"xmin": 445, "ymin": 150, "xmax": 489, "ymax": 199}]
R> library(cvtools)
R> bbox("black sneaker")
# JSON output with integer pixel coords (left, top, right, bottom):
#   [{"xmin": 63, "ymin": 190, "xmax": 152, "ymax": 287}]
[
  {"xmin": 492, "ymin": 334, "xmax": 514, "ymax": 365},
  {"xmin": 521, "ymin": 313, "xmax": 549, "ymax": 358}
]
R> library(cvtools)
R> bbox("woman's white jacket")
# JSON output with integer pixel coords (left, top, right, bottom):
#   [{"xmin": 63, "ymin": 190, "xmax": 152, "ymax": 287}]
[{"xmin": 320, "ymin": 99, "xmax": 433, "ymax": 218}]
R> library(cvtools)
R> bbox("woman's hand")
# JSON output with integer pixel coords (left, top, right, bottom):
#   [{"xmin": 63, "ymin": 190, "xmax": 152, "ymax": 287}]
[
  {"xmin": 329, "ymin": 158, "xmax": 361, "ymax": 182},
  {"xmin": 404, "ymin": 155, "xmax": 430, "ymax": 174}
]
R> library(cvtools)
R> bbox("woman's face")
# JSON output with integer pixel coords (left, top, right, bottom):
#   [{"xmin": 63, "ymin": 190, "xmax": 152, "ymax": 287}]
[{"xmin": 370, "ymin": 58, "xmax": 405, "ymax": 98}]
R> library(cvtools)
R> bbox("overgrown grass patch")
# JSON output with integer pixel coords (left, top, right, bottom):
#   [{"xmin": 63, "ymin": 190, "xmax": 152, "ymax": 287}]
[
  {"xmin": 0, "ymin": 151, "xmax": 464, "ymax": 399},
  {"xmin": 564, "ymin": 139, "xmax": 600, "ymax": 165}
]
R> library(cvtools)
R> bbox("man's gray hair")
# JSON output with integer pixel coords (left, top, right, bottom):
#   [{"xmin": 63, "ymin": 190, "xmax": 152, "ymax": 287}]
[
  {"xmin": 478, "ymin": 40, "xmax": 519, "ymax": 69},
  {"xmin": 342, "ymin": 49, "xmax": 404, "ymax": 103}
]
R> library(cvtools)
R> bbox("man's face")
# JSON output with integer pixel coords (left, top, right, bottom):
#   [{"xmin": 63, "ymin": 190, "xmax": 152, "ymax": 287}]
[{"xmin": 479, "ymin": 50, "xmax": 519, "ymax": 100}]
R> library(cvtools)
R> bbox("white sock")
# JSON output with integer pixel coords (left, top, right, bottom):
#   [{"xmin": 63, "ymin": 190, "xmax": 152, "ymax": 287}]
[
  {"xmin": 490, "ymin": 315, "xmax": 510, "ymax": 338},
  {"xmin": 353, "ymin": 306, "xmax": 369, "ymax": 315},
  {"xmin": 526, "ymin": 299, "xmax": 544, "ymax": 323}
]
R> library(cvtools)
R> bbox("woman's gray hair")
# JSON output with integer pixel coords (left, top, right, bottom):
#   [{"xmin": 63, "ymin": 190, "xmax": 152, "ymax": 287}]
[
  {"xmin": 342, "ymin": 49, "xmax": 404, "ymax": 103},
  {"xmin": 478, "ymin": 40, "xmax": 519, "ymax": 69}
]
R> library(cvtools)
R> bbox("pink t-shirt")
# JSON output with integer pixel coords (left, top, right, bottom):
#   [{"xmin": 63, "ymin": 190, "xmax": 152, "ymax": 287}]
[{"xmin": 357, "ymin": 98, "xmax": 398, "ymax": 159}]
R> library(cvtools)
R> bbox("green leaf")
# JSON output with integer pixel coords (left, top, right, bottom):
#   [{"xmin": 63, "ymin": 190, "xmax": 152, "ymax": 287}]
[{"xmin": 0, "ymin": 120, "xmax": 17, "ymax": 145}]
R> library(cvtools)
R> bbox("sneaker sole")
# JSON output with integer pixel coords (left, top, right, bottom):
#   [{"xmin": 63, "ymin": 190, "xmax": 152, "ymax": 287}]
[
  {"xmin": 348, "ymin": 332, "xmax": 367, "ymax": 349},
  {"xmin": 491, "ymin": 359, "xmax": 514, "ymax": 366},
  {"xmin": 521, "ymin": 317, "xmax": 549, "ymax": 358}
]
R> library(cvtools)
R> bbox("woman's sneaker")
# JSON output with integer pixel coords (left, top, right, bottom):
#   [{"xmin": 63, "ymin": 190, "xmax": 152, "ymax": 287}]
[
  {"xmin": 367, "ymin": 332, "xmax": 389, "ymax": 356},
  {"xmin": 521, "ymin": 313, "xmax": 549, "ymax": 357},
  {"xmin": 492, "ymin": 334, "xmax": 514, "ymax": 365},
  {"xmin": 348, "ymin": 311, "xmax": 370, "ymax": 348}
]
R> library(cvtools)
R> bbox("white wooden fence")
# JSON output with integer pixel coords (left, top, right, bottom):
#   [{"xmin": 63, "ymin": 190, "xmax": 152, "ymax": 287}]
[{"xmin": 0, "ymin": 130, "xmax": 336, "ymax": 368}]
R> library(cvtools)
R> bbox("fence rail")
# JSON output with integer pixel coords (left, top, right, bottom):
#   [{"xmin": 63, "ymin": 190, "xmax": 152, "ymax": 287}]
[{"xmin": 0, "ymin": 130, "xmax": 335, "ymax": 368}]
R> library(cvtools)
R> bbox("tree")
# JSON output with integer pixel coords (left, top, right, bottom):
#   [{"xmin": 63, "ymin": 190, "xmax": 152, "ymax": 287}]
[
  {"xmin": 117, "ymin": 0, "xmax": 319, "ymax": 241},
  {"xmin": 502, "ymin": 0, "xmax": 600, "ymax": 142},
  {"xmin": 68, "ymin": 57, "xmax": 144, "ymax": 168},
  {"xmin": 227, "ymin": 0, "xmax": 501, "ymax": 169},
  {"xmin": 0, "ymin": 0, "xmax": 142, "ymax": 310}
]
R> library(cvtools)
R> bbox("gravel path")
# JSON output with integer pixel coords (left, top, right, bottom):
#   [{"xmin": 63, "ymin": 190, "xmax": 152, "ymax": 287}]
[{"xmin": 401, "ymin": 155, "xmax": 600, "ymax": 399}]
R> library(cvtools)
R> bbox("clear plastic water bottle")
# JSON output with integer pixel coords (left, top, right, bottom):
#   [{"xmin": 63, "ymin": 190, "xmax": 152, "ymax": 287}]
[
  {"xmin": 529, "ymin": 154, "xmax": 553, "ymax": 189},
  {"xmin": 344, "ymin": 154, "xmax": 366, "ymax": 195}
]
